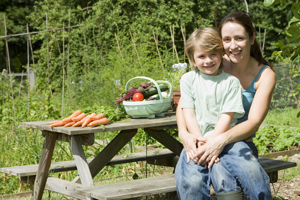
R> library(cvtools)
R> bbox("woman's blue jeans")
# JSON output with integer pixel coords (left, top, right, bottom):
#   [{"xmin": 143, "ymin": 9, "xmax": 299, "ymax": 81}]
[{"xmin": 174, "ymin": 141, "xmax": 272, "ymax": 200}]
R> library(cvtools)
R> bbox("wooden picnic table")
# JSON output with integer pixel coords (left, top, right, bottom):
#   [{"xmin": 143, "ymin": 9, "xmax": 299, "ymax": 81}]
[{"xmin": 19, "ymin": 111, "xmax": 183, "ymax": 200}]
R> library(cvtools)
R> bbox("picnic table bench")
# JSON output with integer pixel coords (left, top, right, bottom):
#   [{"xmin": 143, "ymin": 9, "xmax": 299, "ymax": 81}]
[{"xmin": 0, "ymin": 112, "xmax": 297, "ymax": 200}]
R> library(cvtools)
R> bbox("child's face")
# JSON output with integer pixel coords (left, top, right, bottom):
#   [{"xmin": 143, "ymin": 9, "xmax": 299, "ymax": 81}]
[{"xmin": 193, "ymin": 45, "xmax": 222, "ymax": 76}]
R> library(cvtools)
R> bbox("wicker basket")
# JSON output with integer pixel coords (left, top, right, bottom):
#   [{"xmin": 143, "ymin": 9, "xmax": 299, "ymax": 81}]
[{"xmin": 123, "ymin": 76, "xmax": 173, "ymax": 118}]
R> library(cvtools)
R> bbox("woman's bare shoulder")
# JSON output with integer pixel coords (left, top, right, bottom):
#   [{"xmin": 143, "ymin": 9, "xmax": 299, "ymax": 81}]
[{"xmin": 256, "ymin": 64, "xmax": 276, "ymax": 90}]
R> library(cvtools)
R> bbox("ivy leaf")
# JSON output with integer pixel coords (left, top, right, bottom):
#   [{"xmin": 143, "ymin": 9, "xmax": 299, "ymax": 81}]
[
  {"xmin": 290, "ymin": 46, "xmax": 300, "ymax": 61},
  {"xmin": 292, "ymin": 2, "xmax": 300, "ymax": 19},
  {"xmin": 286, "ymin": 23, "xmax": 300, "ymax": 42},
  {"xmin": 263, "ymin": 0, "xmax": 280, "ymax": 7},
  {"xmin": 275, "ymin": 41, "xmax": 285, "ymax": 50},
  {"xmin": 289, "ymin": 16, "xmax": 300, "ymax": 26}
]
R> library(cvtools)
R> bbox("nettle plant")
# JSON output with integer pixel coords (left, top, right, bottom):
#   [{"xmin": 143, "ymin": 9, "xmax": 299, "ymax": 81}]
[{"xmin": 264, "ymin": 0, "xmax": 300, "ymax": 117}]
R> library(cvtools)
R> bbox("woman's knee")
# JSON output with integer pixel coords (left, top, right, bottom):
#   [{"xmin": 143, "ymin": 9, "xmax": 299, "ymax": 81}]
[{"xmin": 222, "ymin": 141, "xmax": 257, "ymax": 162}]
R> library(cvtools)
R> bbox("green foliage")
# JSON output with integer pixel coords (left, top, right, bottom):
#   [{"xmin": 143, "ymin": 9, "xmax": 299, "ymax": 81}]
[
  {"xmin": 264, "ymin": 0, "xmax": 300, "ymax": 116},
  {"xmin": 254, "ymin": 125, "xmax": 300, "ymax": 154}
]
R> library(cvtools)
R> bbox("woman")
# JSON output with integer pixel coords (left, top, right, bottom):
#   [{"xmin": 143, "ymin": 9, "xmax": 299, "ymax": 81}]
[{"xmin": 174, "ymin": 12, "xmax": 276, "ymax": 200}]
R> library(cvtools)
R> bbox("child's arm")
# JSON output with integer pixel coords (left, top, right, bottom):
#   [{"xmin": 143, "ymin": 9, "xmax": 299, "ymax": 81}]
[
  {"xmin": 212, "ymin": 112, "xmax": 234, "ymax": 136},
  {"xmin": 182, "ymin": 108, "xmax": 203, "ymax": 138}
]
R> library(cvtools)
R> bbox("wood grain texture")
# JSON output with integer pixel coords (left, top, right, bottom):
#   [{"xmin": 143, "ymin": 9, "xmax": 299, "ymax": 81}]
[
  {"xmin": 0, "ymin": 149, "xmax": 175, "ymax": 177},
  {"xmin": 70, "ymin": 136, "xmax": 94, "ymax": 187},
  {"xmin": 32, "ymin": 130, "xmax": 57, "ymax": 200},
  {"xmin": 19, "ymin": 112, "xmax": 177, "ymax": 135},
  {"xmin": 45, "ymin": 177, "xmax": 88, "ymax": 200},
  {"xmin": 88, "ymin": 129, "xmax": 137, "ymax": 178},
  {"xmin": 258, "ymin": 158, "xmax": 297, "ymax": 173},
  {"xmin": 76, "ymin": 174, "xmax": 176, "ymax": 200},
  {"xmin": 145, "ymin": 128, "xmax": 183, "ymax": 156}
]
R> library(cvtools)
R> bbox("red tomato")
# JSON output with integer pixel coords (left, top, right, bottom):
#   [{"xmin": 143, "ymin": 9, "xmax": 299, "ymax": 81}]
[{"xmin": 133, "ymin": 93, "xmax": 144, "ymax": 101}]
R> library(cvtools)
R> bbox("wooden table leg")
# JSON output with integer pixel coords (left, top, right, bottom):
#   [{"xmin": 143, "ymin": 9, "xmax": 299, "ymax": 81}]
[
  {"xmin": 145, "ymin": 128, "xmax": 183, "ymax": 156},
  {"xmin": 89, "ymin": 129, "xmax": 137, "ymax": 178},
  {"xmin": 70, "ymin": 135, "xmax": 94, "ymax": 187},
  {"xmin": 31, "ymin": 131, "xmax": 57, "ymax": 200},
  {"xmin": 72, "ymin": 129, "xmax": 137, "ymax": 184}
]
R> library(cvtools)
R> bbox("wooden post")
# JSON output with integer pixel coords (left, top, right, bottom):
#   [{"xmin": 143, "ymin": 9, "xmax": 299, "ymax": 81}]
[
  {"xmin": 214, "ymin": 7, "xmax": 217, "ymax": 30},
  {"xmin": 27, "ymin": 24, "xmax": 37, "ymax": 91},
  {"xmin": 4, "ymin": 14, "xmax": 17, "ymax": 122},
  {"xmin": 62, "ymin": 22, "xmax": 65, "ymax": 117},
  {"xmin": 67, "ymin": 9, "xmax": 71, "ymax": 114},
  {"xmin": 152, "ymin": 30, "xmax": 164, "ymax": 71},
  {"xmin": 31, "ymin": 131, "xmax": 57, "ymax": 200},
  {"xmin": 46, "ymin": 14, "xmax": 53, "ymax": 98},
  {"xmin": 114, "ymin": 33, "xmax": 124, "ymax": 61},
  {"xmin": 180, "ymin": 25, "xmax": 186, "ymax": 62},
  {"xmin": 129, "ymin": 30, "xmax": 143, "ymax": 69},
  {"xmin": 170, "ymin": 25, "xmax": 179, "ymax": 63},
  {"xmin": 26, "ymin": 25, "xmax": 30, "ymax": 115},
  {"xmin": 82, "ymin": 22, "xmax": 90, "ymax": 71},
  {"xmin": 19, "ymin": 70, "xmax": 24, "ymax": 97}
]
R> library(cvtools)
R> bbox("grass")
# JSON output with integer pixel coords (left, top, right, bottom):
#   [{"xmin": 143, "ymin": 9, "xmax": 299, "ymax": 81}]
[{"xmin": 263, "ymin": 107, "xmax": 300, "ymax": 128}]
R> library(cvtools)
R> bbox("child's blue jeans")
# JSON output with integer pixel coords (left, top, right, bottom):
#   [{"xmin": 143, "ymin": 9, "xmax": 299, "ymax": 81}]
[{"xmin": 174, "ymin": 141, "xmax": 272, "ymax": 200}]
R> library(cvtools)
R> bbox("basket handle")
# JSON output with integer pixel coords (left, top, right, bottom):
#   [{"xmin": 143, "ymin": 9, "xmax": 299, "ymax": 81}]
[{"xmin": 125, "ymin": 76, "xmax": 173, "ymax": 102}]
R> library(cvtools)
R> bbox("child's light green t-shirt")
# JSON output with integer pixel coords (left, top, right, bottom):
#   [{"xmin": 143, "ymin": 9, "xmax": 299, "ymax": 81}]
[{"xmin": 180, "ymin": 70, "xmax": 245, "ymax": 136}]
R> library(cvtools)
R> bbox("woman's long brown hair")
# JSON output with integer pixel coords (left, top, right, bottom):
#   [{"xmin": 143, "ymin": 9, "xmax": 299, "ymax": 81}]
[{"xmin": 219, "ymin": 12, "xmax": 273, "ymax": 69}]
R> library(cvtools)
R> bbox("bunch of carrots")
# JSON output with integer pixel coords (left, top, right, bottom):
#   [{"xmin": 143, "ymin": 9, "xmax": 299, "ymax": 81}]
[{"xmin": 48, "ymin": 110, "xmax": 109, "ymax": 128}]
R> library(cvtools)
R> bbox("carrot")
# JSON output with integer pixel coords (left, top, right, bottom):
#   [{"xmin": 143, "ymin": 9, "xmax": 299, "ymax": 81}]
[
  {"xmin": 72, "ymin": 113, "xmax": 86, "ymax": 122},
  {"xmin": 87, "ymin": 118, "xmax": 109, "ymax": 127},
  {"xmin": 62, "ymin": 110, "xmax": 82, "ymax": 123},
  {"xmin": 50, "ymin": 121, "xmax": 67, "ymax": 127},
  {"xmin": 73, "ymin": 115, "xmax": 89, "ymax": 127},
  {"xmin": 89, "ymin": 113, "xmax": 105, "ymax": 121},
  {"xmin": 48, "ymin": 120, "xmax": 61, "ymax": 125},
  {"xmin": 82, "ymin": 113, "xmax": 97, "ymax": 128},
  {"xmin": 64, "ymin": 121, "xmax": 75, "ymax": 127}
]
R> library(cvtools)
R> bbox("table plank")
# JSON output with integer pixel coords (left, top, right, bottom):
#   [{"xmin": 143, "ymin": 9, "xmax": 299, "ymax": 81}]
[
  {"xmin": 76, "ymin": 174, "xmax": 176, "ymax": 200},
  {"xmin": 19, "ymin": 112, "xmax": 177, "ymax": 135}
]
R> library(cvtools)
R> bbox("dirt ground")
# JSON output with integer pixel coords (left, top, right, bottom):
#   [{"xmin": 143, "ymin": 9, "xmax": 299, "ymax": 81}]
[{"xmin": 270, "ymin": 154, "xmax": 300, "ymax": 200}]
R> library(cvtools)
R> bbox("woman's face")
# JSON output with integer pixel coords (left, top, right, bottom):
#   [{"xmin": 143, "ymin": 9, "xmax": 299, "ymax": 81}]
[{"xmin": 221, "ymin": 22, "xmax": 254, "ymax": 64}]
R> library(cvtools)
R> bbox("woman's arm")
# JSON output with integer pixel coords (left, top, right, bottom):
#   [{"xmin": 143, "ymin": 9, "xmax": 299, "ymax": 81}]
[
  {"xmin": 223, "ymin": 68, "xmax": 276, "ymax": 143},
  {"xmin": 176, "ymin": 99, "xmax": 200, "ymax": 163},
  {"xmin": 196, "ymin": 68, "xmax": 276, "ymax": 167}
]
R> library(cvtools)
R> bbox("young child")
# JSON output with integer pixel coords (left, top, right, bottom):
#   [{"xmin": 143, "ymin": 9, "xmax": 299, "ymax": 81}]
[{"xmin": 180, "ymin": 27, "xmax": 245, "ymax": 163}]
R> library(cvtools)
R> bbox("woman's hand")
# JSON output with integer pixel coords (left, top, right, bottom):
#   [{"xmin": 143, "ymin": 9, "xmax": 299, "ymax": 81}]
[
  {"xmin": 179, "ymin": 129, "xmax": 200, "ymax": 163},
  {"xmin": 194, "ymin": 134, "xmax": 228, "ymax": 168}
]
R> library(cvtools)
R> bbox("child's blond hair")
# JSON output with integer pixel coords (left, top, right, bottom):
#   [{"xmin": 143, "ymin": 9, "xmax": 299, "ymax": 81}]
[{"xmin": 185, "ymin": 27, "xmax": 224, "ymax": 70}]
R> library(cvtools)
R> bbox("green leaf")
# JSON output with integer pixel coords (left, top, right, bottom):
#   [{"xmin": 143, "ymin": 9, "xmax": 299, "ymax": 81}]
[
  {"xmin": 290, "ymin": 46, "xmax": 300, "ymax": 61},
  {"xmin": 297, "ymin": 111, "xmax": 300, "ymax": 118},
  {"xmin": 263, "ymin": 0, "xmax": 280, "ymax": 6},
  {"xmin": 292, "ymin": 2, "xmax": 300, "ymax": 19},
  {"xmin": 286, "ymin": 23, "xmax": 300, "ymax": 42},
  {"xmin": 275, "ymin": 41, "xmax": 285, "ymax": 50},
  {"xmin": 289, "ymin": 16, "xmax": 300, "ymax": 26}
]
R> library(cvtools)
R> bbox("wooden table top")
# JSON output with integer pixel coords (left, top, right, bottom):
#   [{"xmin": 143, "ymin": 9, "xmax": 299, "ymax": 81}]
[{"xmin": 19, "ymin": 112, "xmax": 177, "ymax": 136}]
